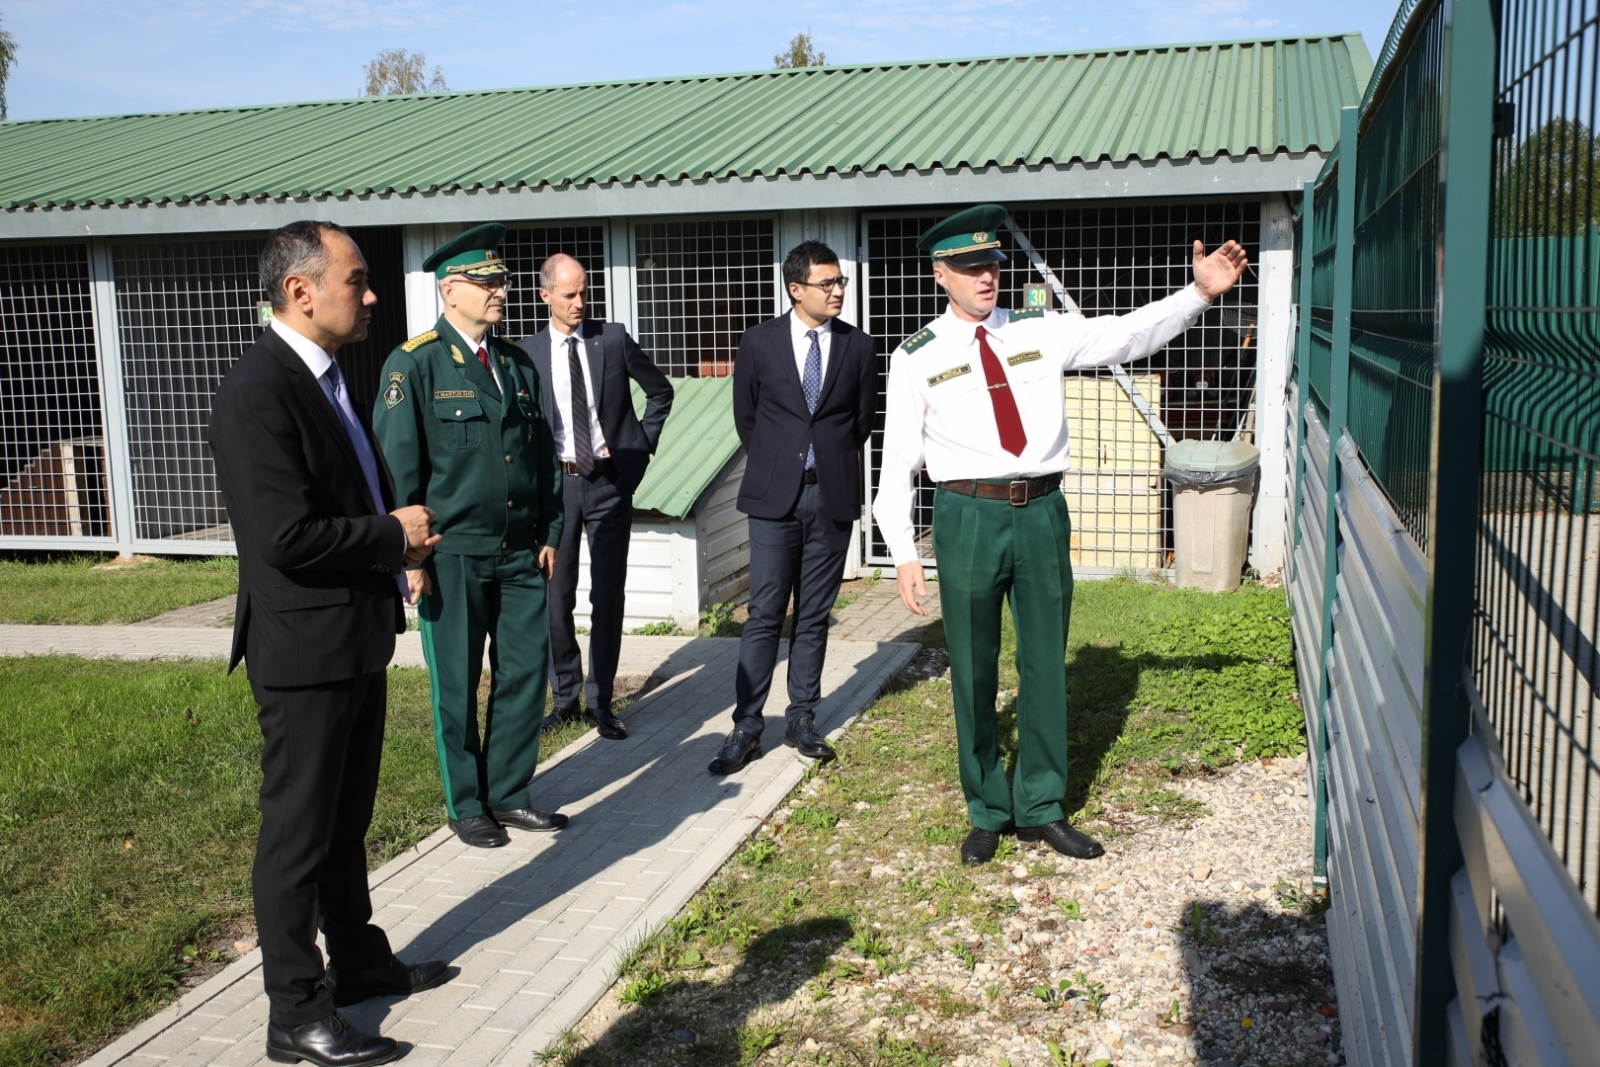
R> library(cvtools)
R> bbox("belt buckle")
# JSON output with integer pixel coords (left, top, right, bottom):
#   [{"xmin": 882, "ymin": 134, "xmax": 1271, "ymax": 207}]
[{"xmin": 1008, "ymin": 480, "xmax": 1029, "ymax": 506}]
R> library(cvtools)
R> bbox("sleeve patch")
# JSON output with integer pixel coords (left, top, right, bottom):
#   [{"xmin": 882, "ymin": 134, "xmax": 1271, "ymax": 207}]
[
  {"xmin": 927, "ymin": 363, "xmax": 971, "ymax": 387},
  {"xmin": 400, "ymin": 329, "xmax": 438, "ymax": 352},
  {"xmin": 383, "ymin": 372, "xmax": 406, "ymax": 409},
  {"xmin": 901, "ymin": 327, "xmax": 936, "ymax": 353},
  {"xmin": 1009, "ymin": 307, "xmax": 1046, "ymax": 321}
]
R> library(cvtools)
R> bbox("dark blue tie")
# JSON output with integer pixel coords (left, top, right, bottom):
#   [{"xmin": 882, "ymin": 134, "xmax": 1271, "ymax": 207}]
[{"xmin": 802, "ymin": 329, "xmax": 821, "ymax": 470}]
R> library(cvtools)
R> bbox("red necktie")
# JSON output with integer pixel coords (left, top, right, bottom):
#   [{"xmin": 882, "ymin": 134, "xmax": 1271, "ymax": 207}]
[
  {"xmin": 477, "ymin": 346, "xmax": 500, "ymax": 396},
  {"xmin": 975, "ymin": 326, "xmax": 1027, "ymax": 456}
]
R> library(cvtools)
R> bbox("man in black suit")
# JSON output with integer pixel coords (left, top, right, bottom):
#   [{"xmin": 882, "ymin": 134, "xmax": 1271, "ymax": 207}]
[
  {"xmin": 708, "ymin": 241, "xmax": 876, "ymax": 775},
  {"xmin": 522, "ymin": 254, "xmax": 674, "ymax": 740},
  {"xmin": 209, "ymin": 221, "xmax": 448, "ymax": 1067}
]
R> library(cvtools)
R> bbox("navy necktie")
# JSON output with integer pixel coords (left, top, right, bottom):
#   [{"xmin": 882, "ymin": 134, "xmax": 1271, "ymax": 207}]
[{"xmin": 802, "ymin": 329, "xmax": 821, "ymax": 470}]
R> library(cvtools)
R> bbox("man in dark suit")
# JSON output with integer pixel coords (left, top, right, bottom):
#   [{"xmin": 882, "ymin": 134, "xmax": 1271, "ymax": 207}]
[
  {"xmin": 522, "ymin": 253, "xmax": 674, "ymax": 741},
  {"xmin": 209, "ymin": 221, "xmax": 448, "ymax": 1067},
  {"xmin": 708, "ymin": 241, "xmax": 876, "ymax": 775}
]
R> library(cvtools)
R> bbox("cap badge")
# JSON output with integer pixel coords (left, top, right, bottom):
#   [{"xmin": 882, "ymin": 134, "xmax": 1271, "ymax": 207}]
[{"xmin": 973, "ymin": 231, "xmax": 989, "ymax": 243}]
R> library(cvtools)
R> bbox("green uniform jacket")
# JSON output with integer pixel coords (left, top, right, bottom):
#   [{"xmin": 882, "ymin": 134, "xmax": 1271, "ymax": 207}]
[{"xmin": 372, "ymin": 317, "xmax": 564, "ymax": 557}]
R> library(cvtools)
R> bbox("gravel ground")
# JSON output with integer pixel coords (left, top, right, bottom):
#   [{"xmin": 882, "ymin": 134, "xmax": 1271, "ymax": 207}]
[{"xmin": 566, "ymin": 750, "xmax": 1340, "ymax": 1067}]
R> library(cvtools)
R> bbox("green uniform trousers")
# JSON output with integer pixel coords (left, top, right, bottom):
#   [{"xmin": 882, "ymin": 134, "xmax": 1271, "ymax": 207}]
[
  {"xmin": 932, "ymin": 486, "xmax": 1075, "ymax": 832},
  {"xmin": 418, "ymin": 549, "xmax": 549, "ymax": 820}
]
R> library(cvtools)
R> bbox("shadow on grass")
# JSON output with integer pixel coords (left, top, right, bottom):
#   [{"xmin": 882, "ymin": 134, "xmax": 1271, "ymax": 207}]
[
  {"xmin": 991, "ymin": 643, "xmax": 1254, "ymax": 821},
  {"xmin": 545, "ymin": 916, "xmax": 856, "ymax": 1066}
]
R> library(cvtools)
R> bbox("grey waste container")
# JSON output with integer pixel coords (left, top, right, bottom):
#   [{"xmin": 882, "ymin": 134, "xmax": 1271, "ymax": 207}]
[{"xmin": 1163, "ymin": 440, "xmax": 1260, "ymax": 592}]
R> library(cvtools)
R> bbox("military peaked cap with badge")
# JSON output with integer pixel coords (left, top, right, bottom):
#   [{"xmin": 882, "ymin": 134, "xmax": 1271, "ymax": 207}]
[
  {"xmin": 875, "ymin": 201, "xmax": 1218, "ymax": 867},
  {"xmin": 424, "ymin": 223, "xmax": 512, "ymax": 281},
  {"xmin": 916, "ymin": 203, "xmax": 1010, "ymax": 266}
]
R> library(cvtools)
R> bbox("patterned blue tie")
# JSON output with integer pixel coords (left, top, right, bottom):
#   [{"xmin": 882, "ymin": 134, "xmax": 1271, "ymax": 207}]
[
  {"xmin": 802, "ymin": 329, "xmax": 822, "ymax": 470},
  {"xmin": 320, "ymin": 362, "xmax": 409, "ymax": 598}
]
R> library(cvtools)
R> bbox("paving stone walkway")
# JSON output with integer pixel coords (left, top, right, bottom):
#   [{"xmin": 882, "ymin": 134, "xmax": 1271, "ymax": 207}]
[
  {"xmin": 830, "ymin": 577, "xmax": 941, "ymax": 643},
  {"xmin": 7, "ymin": 623, "xmax": 917, "ymax": 1067}
]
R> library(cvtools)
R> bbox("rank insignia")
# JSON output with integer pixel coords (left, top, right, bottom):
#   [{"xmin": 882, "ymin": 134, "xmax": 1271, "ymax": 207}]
[
  {"xmin": 1010, "ymin": 307, "xmax": 1046, "ymax": 321},
  {"xmin": 902, "ymin": 327, "xmax": 936, "ymax": 353},
  {"xmin": 450, "ymin": 345, "xmax": 466, "ymax": 365},
  {"xmin": 1007, "ymin": 350, "xmax": 1043, "ymax": 366},
  {"xmin": 928, "ymin": 364, "xmax": 971, "ymax": 387},
  {"xmin": 401, "ymin": 329, "xmax": 437, "ymax": 352}
]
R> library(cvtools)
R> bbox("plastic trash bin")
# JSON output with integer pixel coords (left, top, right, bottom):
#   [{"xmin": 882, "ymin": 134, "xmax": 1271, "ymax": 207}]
[{"xmin": 1163, "ymin": 440, "xmax": 1260, "ymax": 592}]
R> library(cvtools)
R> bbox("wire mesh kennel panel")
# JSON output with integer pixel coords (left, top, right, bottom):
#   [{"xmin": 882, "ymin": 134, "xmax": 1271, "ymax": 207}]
[
  {"xmin": 0, "ymin": 242, "xmax": 110, "ymax": 542},
  {"xmin": 113, "ymin": 237, "xmax": 265, "ymax": 544},
  {"xmin": 497, "ymin": 224, "xmax": 608, "ymax": 341},
  {"xmin": 863, "ymin": 202, "xmax": 1263, "ymax": 570},
  {"xmin": 633, "ymin": 218, "xmax": 777, "ymax": 376}
]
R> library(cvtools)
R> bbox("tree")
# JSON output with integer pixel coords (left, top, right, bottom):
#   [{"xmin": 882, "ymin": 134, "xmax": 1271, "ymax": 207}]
[
  {"xmin": 0, "ymin": 14, "xmax": 17, "ymax": 122},
  {"xmin": 774, "ymin": 31, "xmax": 826, "ymax": 70},
  {"xmin": 1496, "ymin": 116, "xmax": 1600, "ymax": 236},
  {"xmin": 362, "ymin": 49, "xmax": 448, "ymax": 96}
]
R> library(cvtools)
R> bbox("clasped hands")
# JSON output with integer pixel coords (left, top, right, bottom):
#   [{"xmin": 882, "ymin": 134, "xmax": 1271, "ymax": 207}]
[{"xmin": 393, "ymin": 505, "xmax": 558, "ymax": 604}]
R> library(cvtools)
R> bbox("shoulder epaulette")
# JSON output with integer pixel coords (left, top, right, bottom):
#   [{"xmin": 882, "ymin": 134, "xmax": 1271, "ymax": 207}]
[
  {"xmin": 401, "ymin": 329, "xmax": 438, "ymax": 352},
  {"xmin": 901, "ymin": 327, "xmax": 936, "ymax": 353},
  {"xmin": 1009, "ymin": 307, "xmax": 1046, "ymax": 321}
]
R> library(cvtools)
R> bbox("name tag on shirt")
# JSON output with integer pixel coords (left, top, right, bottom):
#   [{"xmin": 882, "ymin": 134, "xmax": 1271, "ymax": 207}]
[
  {"xmin": 928, "ymin": 364, "xmax": 971, "ymax": 387},
  {"xmin": 1007, "ymin": 350, "xmax": 1043, "ymax": 366}
]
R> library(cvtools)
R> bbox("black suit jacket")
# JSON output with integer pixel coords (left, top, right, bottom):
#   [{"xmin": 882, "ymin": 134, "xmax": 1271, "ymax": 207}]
[
  {"xmin": 208, "ymin": 328, "xmax": 407, "ymax": 688},
  {"xmin": 733, "ymin": 312, "xmax": 876, "ymax": 523},
  {"xmin": 519, "ymin": 320, "xmax": 674, "ymax": 495}
]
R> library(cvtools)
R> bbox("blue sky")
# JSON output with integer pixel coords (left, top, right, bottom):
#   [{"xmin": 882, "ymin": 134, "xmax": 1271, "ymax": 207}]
[{"xmin": 2, "ymin": 0, "xmax": 1402, "ymax": 122}]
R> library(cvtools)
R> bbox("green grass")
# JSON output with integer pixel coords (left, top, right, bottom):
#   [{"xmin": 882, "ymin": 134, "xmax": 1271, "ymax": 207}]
[
  {"xmin": 0, "ymin": 555, "xmax": 239, "ymax": 624},
  {"xmin": 0, "ymin": 658, "xmax": 579, "ymax": 1067},
  {"xmin": 552, "ymin": 576, "xmax": 1301, "ymax": 1065}
]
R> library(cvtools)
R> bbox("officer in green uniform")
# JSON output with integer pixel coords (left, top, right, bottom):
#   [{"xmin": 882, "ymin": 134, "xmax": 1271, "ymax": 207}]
[
  {"xmin": 372, "ymin": 224, "xmax": 567, "ymax": 849},
  {"xmin": 873, "ymin": 205, "xmax": 1247, "ymax": 865}
]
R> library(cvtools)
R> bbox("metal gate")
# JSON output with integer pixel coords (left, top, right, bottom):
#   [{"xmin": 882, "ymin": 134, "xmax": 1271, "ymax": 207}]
[
  {"xmin": 1285, "ymin": 0, "xmax": 1600, "ymax": 1060},
  {"xmin": 862, "ymin": 202, "xmax": 1262, "ymax": 572}
]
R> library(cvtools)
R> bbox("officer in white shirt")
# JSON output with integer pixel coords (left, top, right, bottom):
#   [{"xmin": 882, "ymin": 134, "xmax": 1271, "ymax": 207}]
[{"xmin": 873, "ymin": 204, "xmax": 1248, "ymax": 866}]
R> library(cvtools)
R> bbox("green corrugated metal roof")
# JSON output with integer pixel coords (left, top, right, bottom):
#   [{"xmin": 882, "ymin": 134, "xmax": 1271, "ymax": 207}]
[
  {"xmin": 628, "ymin": 377, "xmax": 739, "ymax": 519},
  {"xmin": 0, "ymin": 35, "xmax": 1370, "ymax": 211}
]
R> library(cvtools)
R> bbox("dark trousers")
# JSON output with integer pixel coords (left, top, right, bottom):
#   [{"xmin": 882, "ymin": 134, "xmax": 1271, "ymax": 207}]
[
  {"xmin": 549, "ymin": 468, "xmax": 632, "ymax": 712},
  {"xmin": 419, "ymin": 549, "xmax": 549, "ymax": 819},
  {"xmin": 733, "ymin": 481, "xmax": 853, "ymax": 735},
  {"xmin": 251, "ymin": 672, "xmax": 394, "ymax": 1026}
]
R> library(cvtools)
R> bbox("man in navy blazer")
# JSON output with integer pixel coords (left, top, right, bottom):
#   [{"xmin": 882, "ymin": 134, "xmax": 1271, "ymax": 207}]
[
  {"xmin": 520, "ymin": 254, "xmax": 673, "ymax": 741},
  {"xmin": 708, "ymin": 241, "xmax": 877, "ymax": 775}
]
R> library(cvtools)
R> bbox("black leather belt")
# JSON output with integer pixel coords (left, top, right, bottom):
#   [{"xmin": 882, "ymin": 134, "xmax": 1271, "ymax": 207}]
[
  {"xmin": 562, "ymin": 458, "xmax": 616, "ymax": 477},
  {"xmin": 937, "ymin": 473, "xmax": 1062, "ymax": 506},
  {"xmin": 802, "ymin": 469, "xmax": 818, "ymax": 485}
]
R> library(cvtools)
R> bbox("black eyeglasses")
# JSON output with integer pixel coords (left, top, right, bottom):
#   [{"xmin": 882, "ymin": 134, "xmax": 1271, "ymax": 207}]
[{"xmin": 794, "ymin": 276, "xmax": 850, "ymax": 292}]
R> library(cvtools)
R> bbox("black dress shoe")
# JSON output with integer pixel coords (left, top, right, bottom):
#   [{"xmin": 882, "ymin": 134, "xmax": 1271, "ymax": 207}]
[
  {"xmin": 328, "ymin": 957, "xmax": 451, "ymax": 1007},
  {"xmin": 449, "ymin": 815, "xmax": 509, "ymax": 849},
  {"xmin": 541, "ymin": 706, "xmax": 582, "ymax": 733},
  {"xmin": 1016, "ymin": 820, "xmax": 1105, "ymax": 858},
  {"xmin": 265, "ymin": 1013, "xmax": 399, "ymax": 1067},
  {"xmin": 589, "ymin": 707, "xmax": 628, "ymax": 740},
  {"xmin": 961, "ymin": 828, "xmax": 1001, "ymax": 866},
  {"xmin": 491, "ymin": 808, "xmax": 569, "ymax": 832},
  {"xmin": 707, "ymin": 730, "xmax": 762, "ymax": 775},
  {"xmin": 783, "ymin": 717, "xmax": 836, "ymax": 762}
]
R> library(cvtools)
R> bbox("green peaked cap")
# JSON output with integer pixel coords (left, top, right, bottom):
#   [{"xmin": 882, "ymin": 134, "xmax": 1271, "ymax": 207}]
[
  {"xmin": 424, "ymin": 223, "xmax": 510, "ymax": 280},
  {"xmin": 916, "ymin": 204, "xmax": 1010, "ymax": 265}
]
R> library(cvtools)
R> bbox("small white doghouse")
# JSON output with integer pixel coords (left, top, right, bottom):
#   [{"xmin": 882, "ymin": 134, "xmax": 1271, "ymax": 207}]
[{"xmin": 572, "ymin": 376, "xmax": 749, "ymax": 632}]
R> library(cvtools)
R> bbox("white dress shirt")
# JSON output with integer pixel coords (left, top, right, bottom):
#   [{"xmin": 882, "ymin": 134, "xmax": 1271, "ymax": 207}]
[
  {"xmin": 548, "ymin": 325, "xmax": 609, "ymax": 461},
  {"xmin": 789, "ymin": 310, "xmax": 832, "ymax": 387},
  {"xmin": 268, "ymin": 317, "xmax": 407, "ymax": 562},
  {"xmin": 872, "ymin": 286, "xmax": 1212, "ymax": 566}
]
